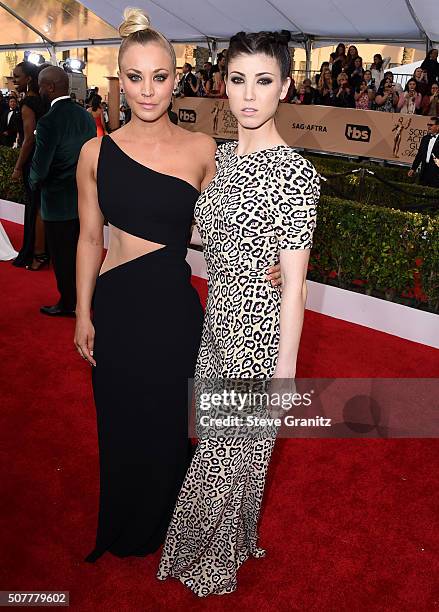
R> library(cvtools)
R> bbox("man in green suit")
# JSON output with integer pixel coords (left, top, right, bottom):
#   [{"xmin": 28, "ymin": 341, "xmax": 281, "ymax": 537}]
[{"xmin": 30, "ymin": 66, "xmax": 96, "ymax": 316}]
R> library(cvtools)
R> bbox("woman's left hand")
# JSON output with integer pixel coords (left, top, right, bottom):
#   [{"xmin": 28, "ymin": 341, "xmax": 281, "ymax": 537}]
[
  {"xmin": 266, "ymin": 263, "xmax": 282, "ymax": 287},
  {"xmin": 434, "ymin": 156, "xmax": 439, "ymax": 168},
  {"xmin": 11, "ymin": 168, "xmax": 22, "ymax": 181},
  {"xmin": 267, "ymin": 375, "xmax": 296, "ymax": 418}
]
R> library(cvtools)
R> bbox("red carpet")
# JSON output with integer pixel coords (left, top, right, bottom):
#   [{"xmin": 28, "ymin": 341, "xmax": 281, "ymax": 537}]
[{"xmin": 1, "ymin": 219, "xmax": 438, "ymax": 611}]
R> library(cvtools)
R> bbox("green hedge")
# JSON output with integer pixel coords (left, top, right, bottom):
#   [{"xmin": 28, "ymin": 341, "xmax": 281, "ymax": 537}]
[
  {"xmin": 319, "ymin": 172, "xmax": 439, "ymax": 214},
  {"xmin": 304, "ymin": 153, "xmax": 413, "ymax": 184},
  {"xmin": 1, "ymin": 145, "xmax": 437, "ymax": 311},
  {"xmin": 311, "ymin": 195, "xmax": 439, "ymax": 311},
  {"xmin": 0, "ymin": 146, "xmax": 26, "ymax": 203}
]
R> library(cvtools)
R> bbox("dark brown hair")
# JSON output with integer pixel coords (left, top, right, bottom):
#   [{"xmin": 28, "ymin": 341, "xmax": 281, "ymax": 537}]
[
  {"xmin": 226, "ymin": 30, "xmax": 292, "ymax": 80},
  {"xmin": 15, "ymin": 61, "xmax": 40, "ymax": 94}
]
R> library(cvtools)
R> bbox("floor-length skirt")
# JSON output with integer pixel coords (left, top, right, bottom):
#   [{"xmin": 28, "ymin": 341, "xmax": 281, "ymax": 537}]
[
  {"xmin": 0, "ymin": 221, "xmax": 18, "ymax": 260},
  {"xmin": 157, "ymin": 275, "xmax": 280, "ymax": 596},
  {"xmin": 85, "ymin": 246, "xmax": 203, "ymax": 561}
]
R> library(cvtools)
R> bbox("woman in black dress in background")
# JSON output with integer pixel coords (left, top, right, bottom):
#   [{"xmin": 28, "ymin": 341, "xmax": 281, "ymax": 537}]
[{"xmin": 11, "ymin": 61, "xmax": 47, "ymax": 269}]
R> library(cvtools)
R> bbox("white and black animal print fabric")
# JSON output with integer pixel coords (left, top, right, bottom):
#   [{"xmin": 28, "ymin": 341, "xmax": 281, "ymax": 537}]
[{"xmin": 157, "ymin": 142, "xmax": 319, "ymax": 596}]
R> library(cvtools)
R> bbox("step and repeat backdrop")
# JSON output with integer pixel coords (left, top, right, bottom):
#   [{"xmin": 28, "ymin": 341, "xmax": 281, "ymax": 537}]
[{"xmin": 174, "ymin": 98, "xmax": 430, "ymax": 165}]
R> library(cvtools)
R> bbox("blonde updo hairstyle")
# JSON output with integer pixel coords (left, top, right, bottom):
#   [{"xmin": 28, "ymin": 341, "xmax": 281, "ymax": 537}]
[{"xmin": 118, "ymin": 7, "xmax": 176, "ymax": 70}]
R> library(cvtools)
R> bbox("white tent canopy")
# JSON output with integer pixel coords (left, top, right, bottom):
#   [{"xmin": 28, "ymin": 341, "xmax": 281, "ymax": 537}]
[
  {"xmin": 81, "ymin": 0, "xmax": 439, "ymax": 45},
  {"xmin": 0, "ymin": 0, "xmax": 438, "ymax": 51}
]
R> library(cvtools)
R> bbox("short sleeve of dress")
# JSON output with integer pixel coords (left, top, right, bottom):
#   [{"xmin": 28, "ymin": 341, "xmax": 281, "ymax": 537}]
[
  {"xmin": 268, "ymin": 152, "xmax": 319, "ymax": 250},
  {"xmin": 214, "ymin": 141, "xmax": 235, "ymax": 169}
]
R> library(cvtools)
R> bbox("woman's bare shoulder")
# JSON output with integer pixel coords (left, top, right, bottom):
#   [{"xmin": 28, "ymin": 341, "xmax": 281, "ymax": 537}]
[
  {"xmin": 175, "ymin": 126, "xmax": 217, "ymax": 156},
  {"xmin": 78, "ymin": 137, "xmax": 104, "ymax": 177},
  {"xmin": 80, "ymin": 136, "xmax": 103, "ymax": 158}
]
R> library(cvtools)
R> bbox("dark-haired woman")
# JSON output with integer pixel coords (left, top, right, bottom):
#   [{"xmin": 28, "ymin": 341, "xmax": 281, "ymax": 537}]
[
  {"xmin": 208, "ymin": 69, "xmax": 227, "ymax": 98},
  {"xmin": 345, "ymin": 44, "xmax": 359, "ymax": 76},
  {"xmin": 158, "ymin": 29, "xmax": 319, "ymax": 597},
  {"xmin": 397, "ymin": 78, "xmax": 422, "ymax": 114},
  {"xmin": 348, "ymin": 56, "xmax": 364, "ymax": 90},
  {"xmin": 331, "ymin": 42, "xmax": 347, "ymax": 86},
  {"xmin": 420, "ymin": 48, "xmax": 439, "ymax": 87},
  {"xmin": 412, "ymin": 66, "xmax": 429, "ymax": 98},
  {"xmin": 87, "ymin": 95, "xmax": 107, "ymax": 137},
  {"xmin": 370, "ymin": 53, "xmax": 391, "ymax": 89},
  {"xmin": 363, "ymin": 69, "xmax": 376, "ymax": 90},
  {"xmin": 11, "ymin": 61, "xmax": 47, "ymax": 269},
  {"xmin": 196, "ymin": 69, "xmax": 212, "ymax": 97},
  {"xmin": 355, "ymin": 79, "xmax": 375, "ymax": 110},
  {"xmin": 375, "ymin": 78, "xmax": 399, "ymax": 112},
  {"xmin": 421, "ymin": 82, "xmax": 439, "ymax": 116}
]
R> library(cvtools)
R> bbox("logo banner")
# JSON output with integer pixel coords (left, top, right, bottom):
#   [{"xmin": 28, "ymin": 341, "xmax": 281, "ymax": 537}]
[{"xmin": 174, "ymin": 98, "xmax": 431, "ymax": 164}]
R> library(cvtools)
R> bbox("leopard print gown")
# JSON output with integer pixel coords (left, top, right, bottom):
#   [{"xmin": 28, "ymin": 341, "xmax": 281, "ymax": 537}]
[{"xmin": 157, "ymin": 142, "xmax": 319, "ymax": 597}]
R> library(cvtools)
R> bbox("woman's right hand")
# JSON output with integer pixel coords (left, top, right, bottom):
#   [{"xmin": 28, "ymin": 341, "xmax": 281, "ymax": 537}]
[{"xmin": 74, "ymin": 316, "xmax": 96, "ymax": 366}]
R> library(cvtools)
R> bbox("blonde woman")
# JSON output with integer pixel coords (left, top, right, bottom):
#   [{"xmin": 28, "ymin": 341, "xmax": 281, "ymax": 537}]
[{"xmin": 75, "ymin": 8, "xmax": 280, "ymax": 562}]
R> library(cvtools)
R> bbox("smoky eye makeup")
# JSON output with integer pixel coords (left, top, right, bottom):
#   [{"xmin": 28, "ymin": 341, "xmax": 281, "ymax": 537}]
[{"xmin": 229, "ymin": 75, "xmax": 273, "ymax": 85}]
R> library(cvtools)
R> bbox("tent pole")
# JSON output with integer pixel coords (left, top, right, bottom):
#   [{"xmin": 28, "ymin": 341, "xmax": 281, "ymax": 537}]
[
  {"xmin": 305, "ymin": 38, "xmax": 313, "ymax": 79},
  {"xmin": 211, "ymin": 40, "xmax": 218, "ymax": 65},
  {"xmin": 426, "ymin": 37, "xmax": 432, "ymax": 54},
  {"xmin": 48, "ymin": 46, "xmax": 58, "ymax": 66},
  {"xmin": 404, "ymin": 0, "xmax": 429, "ymax": 49}
]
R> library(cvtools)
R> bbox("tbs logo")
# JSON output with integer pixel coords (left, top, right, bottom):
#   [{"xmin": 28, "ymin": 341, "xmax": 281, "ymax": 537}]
[
  {"xmin": 345, "ymin": 124, "xmax": 371, "ymax": 142},
  {"xmin": 179, "ymin": 109, "xmax": 197, "ymax": 123}
]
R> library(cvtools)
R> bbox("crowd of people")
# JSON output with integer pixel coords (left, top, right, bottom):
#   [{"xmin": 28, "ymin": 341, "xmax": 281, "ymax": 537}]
[
  {"xmin": 285, "ymin": 47, "xmax": 439, "ymax": 114},
  {"xmin": 173, "ymin": 45, "xmax": 439, "ymax": 115},
  {"xmin": 2, "ymin": 45, "xmax": 439, "ymax": 278},
  {"xmin": 281, "ymin": 46, "xmax": 439, "ymax": 114},
  {"xmin": 174, "ymin": 52, "xmax": 228, "ymax": 98}
]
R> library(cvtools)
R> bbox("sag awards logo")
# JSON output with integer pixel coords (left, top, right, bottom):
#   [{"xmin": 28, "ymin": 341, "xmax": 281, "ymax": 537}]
[
  {"xmin": 178, "ymin": 109, "xmax": 197, "ymax": 123},
  {"xmin": 345, "ymin": 124, "xmax": 371, "ymax": 142}
]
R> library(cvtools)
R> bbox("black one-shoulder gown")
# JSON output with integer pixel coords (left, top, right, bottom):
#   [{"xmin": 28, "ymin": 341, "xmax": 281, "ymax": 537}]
[{"xmin": 85, "ymin": 136, "xmax": 203, "ymax": 561}]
